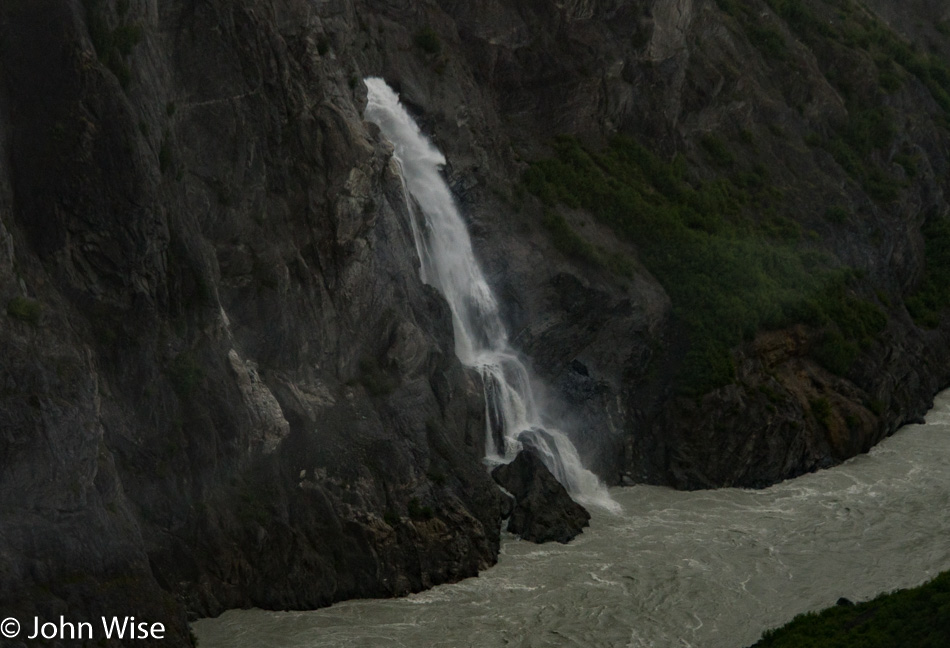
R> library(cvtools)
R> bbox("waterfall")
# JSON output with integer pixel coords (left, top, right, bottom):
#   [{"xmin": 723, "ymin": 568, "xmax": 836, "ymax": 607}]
[{"xmin": 364, "ymin": 78, "xmax": 618, "ymax": 512}]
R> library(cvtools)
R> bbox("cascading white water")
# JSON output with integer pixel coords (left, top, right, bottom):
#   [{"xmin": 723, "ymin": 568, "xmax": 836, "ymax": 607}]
[{"xmin": 364, "ymin": 77, "xmax": 617, "ymax": 512}]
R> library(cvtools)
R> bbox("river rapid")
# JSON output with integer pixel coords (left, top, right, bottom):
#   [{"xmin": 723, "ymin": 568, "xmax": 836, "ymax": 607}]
[{"xmin": 193, "ymin": 390, "xmax": 950, "ymax": 648}]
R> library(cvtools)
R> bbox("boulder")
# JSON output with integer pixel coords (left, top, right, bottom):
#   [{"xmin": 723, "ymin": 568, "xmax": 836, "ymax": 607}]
[{"xmin": 492, "ymin": 450, "xmax": 591, "ymax": 544}]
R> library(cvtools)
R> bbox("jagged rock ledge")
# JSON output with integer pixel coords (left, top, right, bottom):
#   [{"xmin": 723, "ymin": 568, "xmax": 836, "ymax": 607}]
[{"xmin": 492, "ymin": 450, "xmax": 591, "ymax": 544}]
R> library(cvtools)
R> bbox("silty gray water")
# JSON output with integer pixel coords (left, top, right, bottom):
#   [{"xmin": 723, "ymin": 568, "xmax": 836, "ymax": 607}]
[{"xmin": 193, "ymin": 389, "xmax": 950, "ymax": 648}]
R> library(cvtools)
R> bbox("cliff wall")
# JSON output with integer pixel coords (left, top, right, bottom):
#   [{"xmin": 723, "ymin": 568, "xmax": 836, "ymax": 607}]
[{"xmin": 1, "ymin": 1, "xmax": 949, "ymax": 645}]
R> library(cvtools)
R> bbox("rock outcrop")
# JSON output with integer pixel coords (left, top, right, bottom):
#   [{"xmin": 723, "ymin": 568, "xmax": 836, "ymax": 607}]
[
  {"xmin": 1, "ymin": 0, "xmax": 949, "ymax": 645},
  {"xmin": 492, "ymin": 450, "xmax": 591, "ymax": 544}
]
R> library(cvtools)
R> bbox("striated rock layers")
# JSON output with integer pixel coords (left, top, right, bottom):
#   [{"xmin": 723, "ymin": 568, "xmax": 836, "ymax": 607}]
[{"xmin": 1, "ymin": 0, "xmax": 949, "ymax": 645}]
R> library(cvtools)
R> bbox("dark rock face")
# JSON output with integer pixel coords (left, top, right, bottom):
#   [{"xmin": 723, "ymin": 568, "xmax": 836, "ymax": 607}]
[
  {"xmin": 1, "ymin": 0, "xmax": 950, "ymax": 645},
  {"xmin": 492, "ymin": 450, "xmax": 591, "ymax": 544},
  {"xmin": 0, "ymin": 0, "xmax": 508, "ymax": 643}
]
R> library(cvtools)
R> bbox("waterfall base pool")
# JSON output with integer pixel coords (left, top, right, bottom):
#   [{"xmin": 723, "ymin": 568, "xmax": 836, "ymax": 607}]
[{"xmin": 193, "ymin": 391, "xmax": 950, "ymax": 648}]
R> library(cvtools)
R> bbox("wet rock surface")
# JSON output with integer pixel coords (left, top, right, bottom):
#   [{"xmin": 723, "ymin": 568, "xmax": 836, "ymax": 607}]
[
  {"xmin": 492, "ymin": 450, "xmax": 591, "ymax": 544},
  {"xmin": 1, "ymin": 0, "xmax": 949, "ymax": 645}
]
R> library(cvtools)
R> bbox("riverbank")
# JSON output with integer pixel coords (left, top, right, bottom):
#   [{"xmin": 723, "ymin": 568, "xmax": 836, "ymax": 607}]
[
  {"xmin": 193, "ymin": 390, "xmax": 950, "ymax": 648},
  {"xmin": 750, "ymin": 570, "xmax": 950, "ymax": 647}
]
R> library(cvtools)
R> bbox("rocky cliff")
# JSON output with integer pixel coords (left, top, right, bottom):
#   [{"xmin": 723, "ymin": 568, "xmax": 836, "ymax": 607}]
[{"xmin": 1, "ymin": 0, "xmax": 949, "ymax": 645}]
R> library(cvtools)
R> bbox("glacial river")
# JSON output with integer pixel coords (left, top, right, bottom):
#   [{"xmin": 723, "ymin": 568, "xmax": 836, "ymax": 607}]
[{"xmin": 193, "ymin": 390, "xmax": 950, "ymax": 648}]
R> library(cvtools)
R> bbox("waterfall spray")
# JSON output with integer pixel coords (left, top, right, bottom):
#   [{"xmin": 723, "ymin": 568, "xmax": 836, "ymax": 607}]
[{"xmin": 364, "ymin": 78, "xmax": 618, "ymax": 512}]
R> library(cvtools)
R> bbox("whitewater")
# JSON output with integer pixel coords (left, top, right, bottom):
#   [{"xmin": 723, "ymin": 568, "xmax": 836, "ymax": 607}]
[
  {"xmin": 194, "ymin": 389, "xmax": 950, "ymax": 647},
  {"xmin": 362, "ymin": 77, "xmax": 615, "ymax": 512},
  {"xmin": 193, "ymin": 79, "xmax": 950, "ymax": 648}
]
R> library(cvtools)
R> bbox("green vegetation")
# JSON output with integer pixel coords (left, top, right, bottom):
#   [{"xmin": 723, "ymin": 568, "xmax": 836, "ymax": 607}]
[
  {"xmin": 540, "ymin": 208, "xmax": 599, "ymax": 264},
  {"xmin": 525, "ymin": 136, "xmax": 885, "ymax": 395},
  {"xmin": 236, "ymin": 481, "xmax": 271, "ymax": 527},
  {"xmin": 408, "ymin": 497, "xmax": 434, "ymax": 521},
  {"xmin": 809, "ymin": 397, "xmax": 832, "ymax": 429},
  {"xmin": 761, "ymin": 0, "xmax": 950, "ymax": 116},
  {"xmin": 824, "ymin": 206, "xmax": 849, "ymax": 224},
  {"xmin": 358, "ymin": 356, "xmax": 398, "ymax": 397},
  {"xmin": 726, "ymin": 0, "xmax": 950, "ymax": 203},
  {"xmin": 168, "ymin": 351, "xmax": 204, "ymax": 398},
  {"xmin": 700, "ymin": 134, "xmax": 736, "ymax": 167},
  {"xmin": 905, "ymin": 216, "xmax": 950, "ymax": 328},
  {"xmin": 6, "ymin": 296, "xmax": 42, "ymax": 326},
  {"xmin": 715, "ymin": 0, "xmax": 790, "ymax": 61},
  {"xmin": 817, "ymin": 105, "xmax": 901, "ymax": 203},
  {"xmin": 413, "ymin": 26, "xmax": 441, "ymax": 55},
  {"xmin": 83, "ymin": 0, "xmax": 143, "ymax": 89},
  {"xmin": 751, "ymin": 570, "xmax": 950, "ymax": 647}
]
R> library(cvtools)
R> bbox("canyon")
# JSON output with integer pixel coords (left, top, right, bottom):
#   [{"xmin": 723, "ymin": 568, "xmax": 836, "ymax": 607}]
[{"xmin": 1, "ymin": 1, "xmax": 949, "ymax": 646}]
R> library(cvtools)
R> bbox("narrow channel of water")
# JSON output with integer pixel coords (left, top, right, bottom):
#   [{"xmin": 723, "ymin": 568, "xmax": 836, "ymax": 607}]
[{"xmin": 193, "ymin": 390, "xmax": 950, "ymax": 648}]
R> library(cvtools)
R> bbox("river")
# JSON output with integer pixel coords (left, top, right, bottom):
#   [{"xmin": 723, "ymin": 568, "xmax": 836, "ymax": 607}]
[{"xmin": 193, "ymin": 389, "xmax": 950, "ymax": 648}]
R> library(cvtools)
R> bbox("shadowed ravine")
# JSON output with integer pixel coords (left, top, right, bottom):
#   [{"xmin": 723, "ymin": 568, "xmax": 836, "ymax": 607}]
[{"xmin": 194, "ymin": 389, "xmax": 950, "ymax": 647}]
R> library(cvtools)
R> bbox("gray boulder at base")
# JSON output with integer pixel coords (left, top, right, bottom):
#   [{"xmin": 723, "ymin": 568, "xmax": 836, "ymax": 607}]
[{"xmin": 492, "ymin": 450, "xmax": 591, "ymax": 544}]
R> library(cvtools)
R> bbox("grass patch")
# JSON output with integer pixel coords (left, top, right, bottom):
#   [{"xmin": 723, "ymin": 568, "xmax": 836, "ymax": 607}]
[
  {"xmin": 525, "ymin": 136, "xmax": 884, "ymax": 395},
  {"xmin": 751, "ymin": 570, "xmax": 950, "ymax": 647},
  {"xmin": 6, "ymin": 296, "xmax": 42, "ymax": 325}
]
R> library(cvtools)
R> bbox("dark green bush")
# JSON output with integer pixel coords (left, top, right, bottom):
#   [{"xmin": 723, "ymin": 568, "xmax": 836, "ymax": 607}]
[
  {"xmin": 906, "ymin": 216, "xmax": 950, "ymax": 327},
  {"xmin": 83, "ymin": 0, "xmax": 142, "ymax": 89},
  {"xmin": 825, "ymin": 206, "xmax": 849, "ymax": 224},
  {"xmin": 408, "ymin": 497, "xmax": 434, "ymax": 520},
  {"xmin": 6, "ymin": 296, "xmax": 42, "ymax": 326},
  {"xmin": 751, "ymin": 570, "xmax": 950, "ymax": 647},
  {"xmin": 358, "ymin": 356, "xmax": 398, "ymax": 397},
  {"xmin": 168, "ymin": 352, "xmax": 204, "ymax": 398},
  {"xmin": 700, "ymin": 134, "xmax": 735, "ymax": 167},
  {"xmin": 413, "ymin": 26, "xmax": 441, "ymax": 55},
  {"xmin": 809, "ymin": 397, "xmax": 832, "ymax": 429},
  {"xmin": 541, "ymin": 209, "xmax": 600, "ymax": 265}
]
